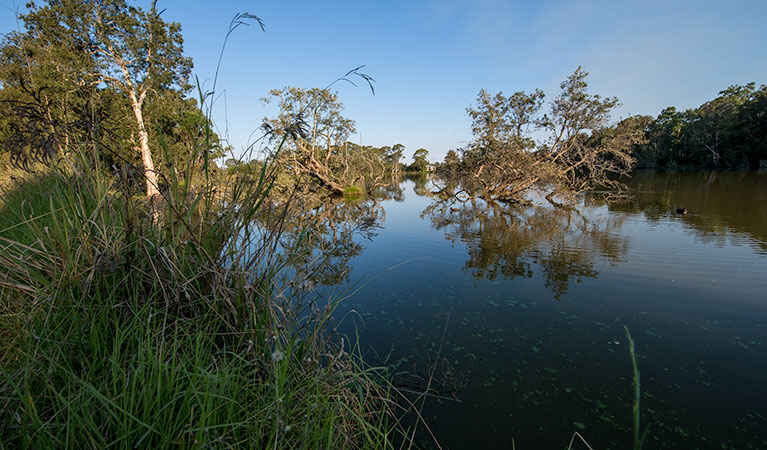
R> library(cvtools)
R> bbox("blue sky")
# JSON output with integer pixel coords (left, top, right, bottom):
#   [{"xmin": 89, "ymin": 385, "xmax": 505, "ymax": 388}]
[{"xmin": 2, "ymin": 0, "xmax": 766, "ymax": 162}]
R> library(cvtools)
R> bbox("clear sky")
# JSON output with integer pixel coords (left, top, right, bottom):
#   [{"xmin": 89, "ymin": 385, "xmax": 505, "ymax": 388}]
[{"xmin": 2, "ymin": 0, "xmax": 766, "ymax": 162}]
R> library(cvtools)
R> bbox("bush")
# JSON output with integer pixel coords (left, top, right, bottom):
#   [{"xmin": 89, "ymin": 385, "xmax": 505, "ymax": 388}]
[{"xmin": 344, "ymin": 185, "xmax": 365, "ymax": 197}]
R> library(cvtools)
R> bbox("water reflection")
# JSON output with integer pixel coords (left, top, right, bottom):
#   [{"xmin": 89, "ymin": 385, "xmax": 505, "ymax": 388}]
[
  {"xmin": 369, "ymin": 175, "xmax": 407, "ymax": 202},
  {"xmin": 317, "ymin": 172, "xmax": 767, "ymax": 450},
  {"xmin": 279, "ymin": 196, "xmax": 387, "ymax": 286},
  {"xmin": 278, "ymin": 170, "xmax": 765, "ymax": 299},
  {"xmin": 421, "ymin": 199, "xmax": 631, "ymax": 298},
  {"xmin": 308, "ymin": 172, "xmax": 767, "ymax": 449},
  {"xmin": 605, "ymin": 170, "xmax": 767, "ymax": 254}
]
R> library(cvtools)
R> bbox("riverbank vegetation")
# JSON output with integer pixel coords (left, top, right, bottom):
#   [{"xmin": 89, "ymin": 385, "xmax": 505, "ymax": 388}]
[
  {"xmin": 0, "ymin": 146, "xmax": 403, "ymax": 448},
  {"xmin": 0, "ymin": 1, "xmax": 410, "ymax": 448},
  {"xmin": 259, "ymin": 85, "xmax": 410, "ymax": 198},
  {"xmin": 631, "ymin": 83, "xmax": 767, "ymax": 169}
]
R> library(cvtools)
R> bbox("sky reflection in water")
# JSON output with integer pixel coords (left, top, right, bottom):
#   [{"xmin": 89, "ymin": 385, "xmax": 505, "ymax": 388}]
[{"xmin": 311, "ymin": 171, "xmax": 767, "ymax": 449}]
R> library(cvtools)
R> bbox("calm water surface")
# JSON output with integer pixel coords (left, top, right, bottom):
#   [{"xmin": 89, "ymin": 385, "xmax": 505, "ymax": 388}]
[{"xmin": 322, "ymin": 171, "xmax": 767, "ymax": 449}]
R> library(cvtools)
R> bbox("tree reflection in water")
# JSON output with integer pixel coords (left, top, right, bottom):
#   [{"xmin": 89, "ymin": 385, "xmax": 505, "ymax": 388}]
[
  {"xmin": 276, "ymin": 193, "xmax": 392, "ymax": 289},
  {"xmin": 421, "ymin": 197, "xmax": 631, "ymax": 298},
  {"xmin": 601, "ymin": 170, "xmax": 767, "ymax": 254}
]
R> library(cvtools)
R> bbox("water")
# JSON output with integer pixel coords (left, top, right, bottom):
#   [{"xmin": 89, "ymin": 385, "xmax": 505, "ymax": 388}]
[{"xmin": 319, "ymin": 171, "xmax": 767, "ymax": 449}]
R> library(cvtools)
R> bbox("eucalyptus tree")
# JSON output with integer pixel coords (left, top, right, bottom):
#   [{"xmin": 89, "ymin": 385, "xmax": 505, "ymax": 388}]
[
  {"xmin": 538, "ymin": 67, "xmax": 625, "ymax": 195},
  {"xmin": 456, "ymin": 67, "xmax": 637, "ymax": 205},
  {"xmin": 465, "ymin": 88, "xmax": 543, "ymax": 155},
  {"xmin": 460, "ymin": 88, "xmax": 545, "ymax": 201},
  {"xmin": 15, "ymin": 0, "xmax": 193, "ymax": 201},
  {"xmin": 410, "ymin": 148, "xmax": 430, "ymax": 172},
  {"xmin": 382, "ymin": 143, "xmax": 405, "ymax": 178},
  {"xmin": 733, "ymin": 84, "xmax": 767, "ymax": 169},
  {"xmin": 262, "ymin": 87, "xmax": 353, "ymax": 193},
  {"xmin": 637, "ymin": 107, "xmax": 686, "ymax": 167},
  {"xmin": 585, "ymin": 115, "xmax": 651, "ymax": 172},
  {"xmin": 143, "ymin": 91, "xmax": 224, "ymax": 174},
  {"xmin": 685, "ymin": 83, "xmax": 764, "ymax": 168},
  {"xmin": 443, "ymin": 150, "xmax": 460, "ymax": 166},
  {"xmin": 440, "ymin": 150, "xmax": 460, "ymax": 177},
  {"xmin": 262, "ymin": 86, "xmax": 397, "ymax": 194},
  {"xmin": 633, "ymin": 83, "xmax": 767, "ymax": 169},
  {"xmin": 0, "ymin": 8, "xmax": 102, "ymax": 169}
]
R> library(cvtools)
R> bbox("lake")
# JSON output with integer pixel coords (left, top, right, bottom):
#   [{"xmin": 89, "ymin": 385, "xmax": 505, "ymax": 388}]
[{"xmin": 318, "ymin": 170, "xmax": 767, "ymax": 449}]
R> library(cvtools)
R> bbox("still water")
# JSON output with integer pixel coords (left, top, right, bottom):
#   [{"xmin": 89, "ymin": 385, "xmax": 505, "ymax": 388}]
[{"xmin": 321, "ymin": 171, "xmax": 767, "ymax": 449}]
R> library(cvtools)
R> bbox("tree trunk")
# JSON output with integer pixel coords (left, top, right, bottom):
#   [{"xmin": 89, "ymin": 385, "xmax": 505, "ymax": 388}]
[
  {"xmin": 129, "ymin": 91, "xmax": 160, "ymax": 201},
  {"xmin": 305, "ymin": 155, "xmax": 345, "ymax": 194}
]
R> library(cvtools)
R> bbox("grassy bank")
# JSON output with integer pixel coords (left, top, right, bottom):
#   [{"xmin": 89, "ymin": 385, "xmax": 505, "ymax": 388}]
[{"xmin": 0, "ymin": 150, "xmax": 400, "ymax": 449}]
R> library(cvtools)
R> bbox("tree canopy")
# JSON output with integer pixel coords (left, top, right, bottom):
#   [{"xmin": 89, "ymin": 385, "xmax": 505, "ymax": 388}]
[
  {"xmin": 0, "ymin": 0, "xmax": 219, "ymax": 198},
  {"xmin": 261, "ymin": 86, "xmax": 402, "ymax": 195},
  {"xmin": 446, "ymin": 67, "xmax": 637, "ymax": 205},
  {"xmin": 633, "ymin": 83, "xmax": 767, "ymax": 169}
]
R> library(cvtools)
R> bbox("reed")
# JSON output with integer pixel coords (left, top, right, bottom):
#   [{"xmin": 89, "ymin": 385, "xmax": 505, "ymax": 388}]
[
  {"xmin": 0, "ymin": 128, "xmax": 399, "ymax": 448},
  {"xmin": 624, "ymin": 325, "xmax": 648, "ymax": 450}
]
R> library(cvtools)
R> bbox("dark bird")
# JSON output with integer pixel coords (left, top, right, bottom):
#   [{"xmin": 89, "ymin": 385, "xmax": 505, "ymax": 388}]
[{"xmin": 675, "ymin": 208, "xmax": 688, "ymax": 215}]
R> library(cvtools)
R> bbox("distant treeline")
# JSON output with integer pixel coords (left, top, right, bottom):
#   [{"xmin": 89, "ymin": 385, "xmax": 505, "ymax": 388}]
[{"xmin": 612, "ymin": 83, "xmax": 766, "ymax": 169}]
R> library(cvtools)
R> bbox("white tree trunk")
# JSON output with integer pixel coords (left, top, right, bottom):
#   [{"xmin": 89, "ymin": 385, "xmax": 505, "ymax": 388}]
[{"xmin": 129, "ymin": 91, "xmax": 160, "ymax": 201}]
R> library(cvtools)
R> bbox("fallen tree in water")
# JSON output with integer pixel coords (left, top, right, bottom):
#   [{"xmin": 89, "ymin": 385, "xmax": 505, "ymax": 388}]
[
  {"xmin": 261, "ymin": 86, "xmax": 402, "ymax": 196},
  {"xmin": 439, "ymin": 67, "xmax": 647, "ymax": 206}
]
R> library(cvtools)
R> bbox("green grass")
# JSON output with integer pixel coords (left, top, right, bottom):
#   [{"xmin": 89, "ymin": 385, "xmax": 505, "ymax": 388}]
[
  {"xmin": 343, "ymin": 185, "xmax": 365, "ymax": 198},
  {"xmin": 0, "ymin": 147, "xmax": 400, "ymax": 449}
]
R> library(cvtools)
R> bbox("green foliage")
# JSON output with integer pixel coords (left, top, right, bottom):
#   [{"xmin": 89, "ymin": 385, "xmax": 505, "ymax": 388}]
[
  {"xmin": 443, "ymin": 149, "xmax": 460, "ymax": 166},
  {"xmin": 0, "ymin": 172, "xmax": 76, "ymax": 246},
  {"xmin": 455, "ymin": 72, "xmax": 767, "ymax": 206},
  {"xmin": 0, "ymin": 0, "xmax": 218, "ymax": 198},
  {"xmin": 344, "ymin": 185, "xmax": 364, "ymax": 197},
  {"xmin": 261, "ymin": 86, "xmax": 401, "ymax": 194},
  {"xmin": 466, "ymin": 88, "xmax": 543, "ymax": 156},
  {"xmin": 586, "ymin": 115, "xmax": 652, "ymax": 168},
  {"xmin": 453, "ymin": 67, "xmax": 634, "ymax": 204},
  {"xmin": 0, "ymin": 147, "xmax": 398, "ymax": 449},
  {"xmin": 637, "ymin": 83, "xmax": 767, "ymax": 168},
  {"xmin": 438, "ymin": 149, "xmax": 460, "ymax": 177},
  {"xmin": 15, "ymin": 0, "xmax": 192, "ymax": 94},
  {"xmin": 408, "ymin": 148, "xmax": 430, "ymax": 172},
  {"xmin": 0, "ymin": 15, "xmax": 101, "ymax": 167}
]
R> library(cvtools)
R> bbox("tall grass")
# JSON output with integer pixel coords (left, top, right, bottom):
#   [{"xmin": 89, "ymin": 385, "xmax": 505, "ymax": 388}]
[{"xmin": 0, "ymin": 133, "xmax": 399, "ymax": 448}]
